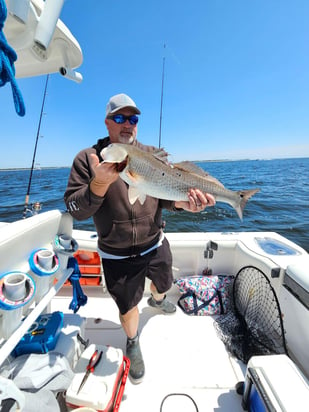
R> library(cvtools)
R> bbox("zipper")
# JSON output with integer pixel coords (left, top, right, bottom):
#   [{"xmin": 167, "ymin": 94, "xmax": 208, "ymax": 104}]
[{"xmin": 131, "ymin": 206, "xmax": 137, "ymax": 253}]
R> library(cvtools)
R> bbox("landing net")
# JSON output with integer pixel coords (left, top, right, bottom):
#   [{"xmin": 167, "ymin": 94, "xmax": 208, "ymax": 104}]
[{"xmin": 214, "ymin": 266, "xmax": 287, "ymax": 363}]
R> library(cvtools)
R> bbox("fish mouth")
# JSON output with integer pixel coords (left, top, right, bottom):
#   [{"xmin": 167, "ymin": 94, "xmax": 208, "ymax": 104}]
[{"xmin": 101, "ymin": 144, "xmax": 128, "ymax": 165}]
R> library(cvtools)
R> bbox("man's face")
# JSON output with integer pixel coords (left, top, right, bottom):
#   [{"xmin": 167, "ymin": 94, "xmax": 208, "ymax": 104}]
[{"xmin": 105, "ymin": 108, "xmax": 138, "ymax": 144}]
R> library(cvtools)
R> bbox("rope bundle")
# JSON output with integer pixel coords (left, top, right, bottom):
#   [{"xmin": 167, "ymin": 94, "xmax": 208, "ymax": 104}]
[{"xmin": 0, "ymin": 0, "xmax": 25, "ymax": 116}]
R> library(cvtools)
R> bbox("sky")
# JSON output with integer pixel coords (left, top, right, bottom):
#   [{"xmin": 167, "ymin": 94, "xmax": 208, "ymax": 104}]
[{"xmin": 1, "ymin": 0, "xmax": 309, "ymax": 168}]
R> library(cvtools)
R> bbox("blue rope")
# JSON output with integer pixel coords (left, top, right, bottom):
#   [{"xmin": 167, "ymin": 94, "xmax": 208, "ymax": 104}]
[
  {"xmin": 67, "ymin": 257, "xmax": 88, "ymax": 313},
  {"xmin": 0, "ymin": 0, "xmax": 26, "ymax": 116}
]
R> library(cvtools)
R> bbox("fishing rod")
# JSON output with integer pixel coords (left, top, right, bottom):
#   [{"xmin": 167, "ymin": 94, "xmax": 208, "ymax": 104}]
[
  {"xmin": 22, "ymin": 74, "xmax": 49, "ymax": 218},
  {"xmin": 158, "ymin": 44, "xmax": 166, "ymax": 148}
]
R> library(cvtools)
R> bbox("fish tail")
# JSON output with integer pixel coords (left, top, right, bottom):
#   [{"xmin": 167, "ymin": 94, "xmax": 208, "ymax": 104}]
[{"xmin": 235, "ymin": 188, "xmax": 260, "ymax": 220}]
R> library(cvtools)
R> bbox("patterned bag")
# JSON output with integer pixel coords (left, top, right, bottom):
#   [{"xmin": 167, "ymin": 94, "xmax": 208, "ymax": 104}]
[{"xmin": 174, "ymin": 275, "xmax": 232, "ymax": 315}]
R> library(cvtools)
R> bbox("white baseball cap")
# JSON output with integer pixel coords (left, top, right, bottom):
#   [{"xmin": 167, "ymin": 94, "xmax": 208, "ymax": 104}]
[{"xmin": 106, "ymin": 93, "xmax": 141, "ymax": 117}]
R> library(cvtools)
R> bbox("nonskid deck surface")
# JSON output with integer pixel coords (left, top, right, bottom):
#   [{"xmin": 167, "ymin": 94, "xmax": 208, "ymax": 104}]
[{"xmin": 52, "ymin": 288, "xmax": 246, "ymax": 411}]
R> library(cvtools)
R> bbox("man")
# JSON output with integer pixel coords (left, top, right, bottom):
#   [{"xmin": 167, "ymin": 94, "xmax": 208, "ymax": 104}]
[{"xmin": 64, "ymin": 93, "xmax": 215, "ymax": 383}]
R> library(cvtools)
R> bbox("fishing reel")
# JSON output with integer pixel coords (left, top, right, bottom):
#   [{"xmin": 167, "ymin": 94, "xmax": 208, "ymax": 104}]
[
  {"xmin": 23, "ymin": 202, "xmax": 42, "ymax": 219},
  {"xmin": 31, "ymin": 201, "xmax": 42, "ymax": 214}
]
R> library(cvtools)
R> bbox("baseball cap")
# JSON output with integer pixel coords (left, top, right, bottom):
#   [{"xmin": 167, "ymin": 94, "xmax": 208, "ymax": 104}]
[{"xmin": 106, "ymin": 93, "xmax": 141, "ymax": 117}]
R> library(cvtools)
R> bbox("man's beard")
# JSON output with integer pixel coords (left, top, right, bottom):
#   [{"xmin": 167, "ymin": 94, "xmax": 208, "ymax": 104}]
[{"xmin": 118, "ymin": 134, "xmax": 135, "ymax": 144}]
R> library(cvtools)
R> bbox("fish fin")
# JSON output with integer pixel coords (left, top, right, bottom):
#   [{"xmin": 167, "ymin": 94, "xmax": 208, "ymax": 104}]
[
  {"xmin": 128, "ymin": 186, "xmax": 147, "ymax": 205},
  {"xmin": 125, "ymin": 169, "xmax": 139, "ymax": 182},
  {"xmin": 235, "ymin": 188, "xmax": 260, "ymax": 220},
  {"xmin": 152, "ymin": 147, "xmax": 169, "ymax": 156},
  {"xmin": 201, "ymin": 173, "xmax": 225, "ymax": 188},
  {"xmin": 150, "ymin": 147, "xmax": 170, "ymax": 165},
  {"xmin": 173, "ymin": 161, "xmax": 225, "ymax": 188},
  {"xmin": 138, "ymin": 193, "xmax": 147, "ymax": 205},
  {"xmin": 173, "ymin": 161, "xmax": 205, "ymax": 174}
]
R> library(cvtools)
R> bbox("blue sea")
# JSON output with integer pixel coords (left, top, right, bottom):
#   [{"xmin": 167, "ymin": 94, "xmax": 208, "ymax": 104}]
[{"xmin": 1, "ymin": 158, "xmax": 308, "ymax": 252}]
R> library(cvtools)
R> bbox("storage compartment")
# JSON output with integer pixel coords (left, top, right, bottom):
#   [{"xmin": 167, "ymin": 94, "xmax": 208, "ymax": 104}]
[
  {"xmin": 242, "ymin": 354, "xmax": 309, "ymax": 411},
  {"xmin": 12, "ymin": 311, "xmax": 64, "ymax": 357},
  {"xmin": 72, "ymin": 250, "xmax": 102, "ymax": 286},
  {"xmin": 284, "ymin": 263, "xmax": 309, "ymax": 309},
  {"xmin": 280, "ymin": 262, "xmax": 309, "ymax": 379}
]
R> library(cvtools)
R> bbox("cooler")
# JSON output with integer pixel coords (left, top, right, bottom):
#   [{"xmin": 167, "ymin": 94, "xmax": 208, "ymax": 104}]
[
  {"xmin": 242, "ymin": 354, "xmax": 309, "ymax": 411},
  {"xmin": 66, "ymin": 344, "xmax": 130, "ymax": 412}
]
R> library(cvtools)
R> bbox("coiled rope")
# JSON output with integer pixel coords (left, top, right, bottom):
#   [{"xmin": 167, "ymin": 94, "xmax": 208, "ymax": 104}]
[{"xmin": 0, "ymin": 0, "xmax": 26, "ymax": 116}]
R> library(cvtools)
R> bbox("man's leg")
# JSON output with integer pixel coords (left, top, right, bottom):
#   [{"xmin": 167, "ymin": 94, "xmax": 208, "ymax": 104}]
[
  {"xmin": 147, "ymin": 238, "xmax": 176, "ymax": 314},
  {"xmin": 120, "ymin": 306, "xmax": 145, "ymax": 384},
  {"xmin": 149, "ymin": 282, "xmax": 165, "ymax": 301},
  {"xmin": 119, "ymin": 305, "xmax": 139, "ymax": 339},
  {"xmin": 148, "ymin": 281, "xmax": 176, "ymax": 314}
]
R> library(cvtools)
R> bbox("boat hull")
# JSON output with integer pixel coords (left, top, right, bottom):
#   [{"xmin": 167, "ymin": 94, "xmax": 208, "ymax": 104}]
[{"xmin": 0, "ymin": 210, "xmax": 309, "ymax": 411}]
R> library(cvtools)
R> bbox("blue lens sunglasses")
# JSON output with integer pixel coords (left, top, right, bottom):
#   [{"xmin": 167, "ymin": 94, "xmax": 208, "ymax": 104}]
[{"xmin": 107, "ymin": 114, "xmax": 139, "ymax": 125}]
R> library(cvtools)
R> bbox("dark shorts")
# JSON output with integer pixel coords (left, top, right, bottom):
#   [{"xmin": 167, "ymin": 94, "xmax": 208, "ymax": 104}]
[{"xmin": 101, "ymin": 237, "xmax": 173, "ymax": 315}]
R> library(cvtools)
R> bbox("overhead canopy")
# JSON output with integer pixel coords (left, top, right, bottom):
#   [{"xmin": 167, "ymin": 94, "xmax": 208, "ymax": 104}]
[{"xmin": 3, "ymin": 0, "xmax": 83, "ymax": 80}]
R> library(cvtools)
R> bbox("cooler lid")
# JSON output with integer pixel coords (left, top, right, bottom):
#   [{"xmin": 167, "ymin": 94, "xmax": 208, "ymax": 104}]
[
  {"xmin": 285, "ymin": 263, "xmax": 309, "ymax": 293},
  {"xmin": 284, "ymin": 262, "xmax": 309, "ymax": 310}
]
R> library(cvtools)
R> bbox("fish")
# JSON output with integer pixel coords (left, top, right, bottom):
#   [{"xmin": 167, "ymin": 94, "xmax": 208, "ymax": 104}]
[{"xmin": 101, "ymin": 143, "xmax": 260, "ymax": 220}]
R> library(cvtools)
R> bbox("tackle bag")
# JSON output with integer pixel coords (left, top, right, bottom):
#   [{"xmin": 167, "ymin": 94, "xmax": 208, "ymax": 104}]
[{"xmin": 174, "ymin": 274, "xmax": 232, "ymax": 315}]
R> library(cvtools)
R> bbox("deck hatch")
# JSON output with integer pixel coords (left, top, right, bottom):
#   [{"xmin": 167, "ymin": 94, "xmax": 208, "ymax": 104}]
[{"xmin": 255, "ymin": 237, "xmax": 301, "ymax": 256}]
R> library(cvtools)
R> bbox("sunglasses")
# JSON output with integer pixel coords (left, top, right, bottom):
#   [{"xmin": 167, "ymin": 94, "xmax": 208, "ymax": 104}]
[{"xmin": 107, "ymin": 114, "xmax": 139, "ymax": 125}]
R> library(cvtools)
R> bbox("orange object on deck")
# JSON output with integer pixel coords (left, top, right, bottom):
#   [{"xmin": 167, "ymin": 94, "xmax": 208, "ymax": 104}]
[
  {"xmin": 74, "ymin": 250, "xmax": 101, "ymax": 274},
  {"xmin": 71, "ymin": 250, "xmax": 102, "ymax": 286}
]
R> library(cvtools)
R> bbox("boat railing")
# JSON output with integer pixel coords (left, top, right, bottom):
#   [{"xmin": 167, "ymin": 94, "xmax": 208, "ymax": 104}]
[{"xmin": 0, "ymin": 210, "xmax": 76, "ymax": 366}]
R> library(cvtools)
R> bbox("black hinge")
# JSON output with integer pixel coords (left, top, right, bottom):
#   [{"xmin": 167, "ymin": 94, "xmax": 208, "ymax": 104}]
[
  {"xmin": 270, "ymin": 267, "xmax": 280, "ymax": 278},
  {"xmin": 204, "ymin": 241, "xmax": 218, "ymax": 259}
]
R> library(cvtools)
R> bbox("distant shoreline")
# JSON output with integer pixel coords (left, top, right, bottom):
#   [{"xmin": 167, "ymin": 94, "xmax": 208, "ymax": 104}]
[
  {"xmin": 1, "ymin": 157, "xmax": 308, "ymax": 171},
  {"xmin": 0, "ymin": 166, "xmax": 71, "ymax": 171}
]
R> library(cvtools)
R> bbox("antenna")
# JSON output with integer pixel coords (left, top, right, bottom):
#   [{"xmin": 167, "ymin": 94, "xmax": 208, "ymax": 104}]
[
  {"xmin": 22, "ymin": 74, "xmax": 49, "ymax": 218},
  {"xmin": 158, "ymin": 44, "xmax": 166, "ymax": 148}
]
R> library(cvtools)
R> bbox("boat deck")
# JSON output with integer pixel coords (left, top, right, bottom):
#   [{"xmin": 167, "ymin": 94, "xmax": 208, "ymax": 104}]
[
  {"xmin": 1, "ymin": 212, "xmax": 309, "ymax": 411},
  {"xmin": 51, "ymin": 286, "xmax": 246, "ymax": 412}
]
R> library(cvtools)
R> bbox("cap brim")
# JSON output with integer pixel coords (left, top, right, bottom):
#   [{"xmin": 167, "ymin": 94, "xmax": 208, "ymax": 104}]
[{"xmin": 109, "ymin": 105, "xmax": 141, "ymax": 115}]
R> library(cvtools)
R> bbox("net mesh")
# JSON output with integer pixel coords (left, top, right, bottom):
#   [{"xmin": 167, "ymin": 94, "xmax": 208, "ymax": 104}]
[{"xmin": 214, "ymin": 266, "xmax": 287, "ymax": 363}]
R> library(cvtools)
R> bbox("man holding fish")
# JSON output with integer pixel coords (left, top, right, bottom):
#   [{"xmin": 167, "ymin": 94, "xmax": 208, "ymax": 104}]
[{"xmin": 64, "ymin": 93, "xmax": 221, "ymax": 383}]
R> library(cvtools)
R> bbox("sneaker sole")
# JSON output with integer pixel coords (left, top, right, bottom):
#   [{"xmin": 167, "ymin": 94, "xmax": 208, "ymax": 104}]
[{"xmin": 128, "ymin": 371, "xmax": 145, "ymax": 385}]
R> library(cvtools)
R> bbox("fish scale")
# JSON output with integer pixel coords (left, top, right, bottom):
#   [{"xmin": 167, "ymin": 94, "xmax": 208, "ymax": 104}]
[
  {"xmin": 130, "ymin": 158, "xmax": 220, "ymax": 201},
  {"xmin": 101, "ymin": 143, "xmax": 260, "ymax": 220}
]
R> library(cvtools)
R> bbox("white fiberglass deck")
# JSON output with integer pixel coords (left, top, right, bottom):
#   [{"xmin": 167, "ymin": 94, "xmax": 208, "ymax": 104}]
[{"xmin": 51, "ymin": 288, "xmax": 246, "ymax": 412}]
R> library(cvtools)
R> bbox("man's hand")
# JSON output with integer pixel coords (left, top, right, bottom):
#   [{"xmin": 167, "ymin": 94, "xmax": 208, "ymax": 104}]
[
  {"xmin": 89, "ymin": 153, "xmax": 120, "ymax": 196},
  {"xmin": 175, "ymin": 189, "xmax": 216, "ymax": 213}
]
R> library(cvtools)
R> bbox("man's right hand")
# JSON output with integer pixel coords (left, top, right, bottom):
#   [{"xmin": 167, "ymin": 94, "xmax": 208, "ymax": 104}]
[{"xmin": 89, "ymin": 153, "xmax": 120, "ymax": 196}]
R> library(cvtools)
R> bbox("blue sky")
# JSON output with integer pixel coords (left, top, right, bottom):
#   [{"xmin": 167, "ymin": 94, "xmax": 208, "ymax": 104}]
[{"xmin": 1, "ymin": 0, "xmax": 309, "ymax": 168}]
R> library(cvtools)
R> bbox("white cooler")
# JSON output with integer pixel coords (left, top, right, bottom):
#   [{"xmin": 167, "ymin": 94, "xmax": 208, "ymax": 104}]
[
  {"xmin": 66, "ymin": 344, "xmax": 130, "ymax": 412},
  {"xmin": 242, "ymin": 354, "xmax": 309, "ymax": 411}
]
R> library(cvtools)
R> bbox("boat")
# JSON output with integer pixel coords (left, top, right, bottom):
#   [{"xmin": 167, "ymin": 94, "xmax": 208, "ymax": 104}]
[{"xmin": 1, "ymin": 2, "xmax": 309, "ymax": 411}]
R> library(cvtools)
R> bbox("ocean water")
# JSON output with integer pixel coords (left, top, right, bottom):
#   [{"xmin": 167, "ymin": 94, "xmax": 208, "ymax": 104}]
[{"xmin": 0, "ymin": 158, "xmax": 308, "ymax": 252}]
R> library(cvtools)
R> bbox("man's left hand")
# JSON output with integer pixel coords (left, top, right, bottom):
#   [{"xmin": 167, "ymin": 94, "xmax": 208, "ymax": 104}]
[{"xmin": 174, "ymin": 189, "xmax": 216, "ymax": 213}]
